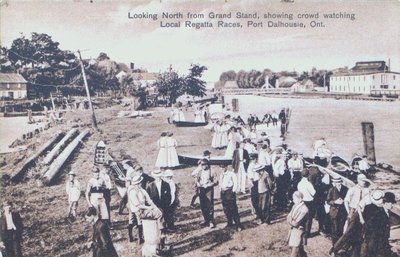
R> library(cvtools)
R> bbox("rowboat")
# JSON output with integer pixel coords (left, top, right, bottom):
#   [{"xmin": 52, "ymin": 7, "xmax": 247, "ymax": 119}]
[
  {"xmin": 178, "ymin": 154, "xmax": 232, "ymax": 166},
  {"xmin": 173, "ymin": 121, "xmax": 208, "ymax": 127}
]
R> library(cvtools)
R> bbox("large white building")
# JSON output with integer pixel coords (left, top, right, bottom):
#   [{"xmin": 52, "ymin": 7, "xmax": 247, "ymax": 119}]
[{"xmin": 330, "ymin": 61, "xmax": 400, "ymax": 96}]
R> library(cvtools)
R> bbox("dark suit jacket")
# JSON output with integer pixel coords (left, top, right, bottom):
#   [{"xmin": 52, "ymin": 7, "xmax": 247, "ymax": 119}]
[
  {"xmin": 146, "ymin": 180, "xmax": 171, "ymax": 211},
  {"xmin": 140, "ymin": 173, "xmax": 155, "ymax": 190},
  {"xmin": 0, "ymin": 212, "xmax": 23, "ymax": 256},
  {"xmin": 327, "ymin": 186, "xmax": 348, "ymax": 219},
  {"xmin": 232, "ymin": 148, "xmax": 250, "ymax": 173},
  {"xmin": 92, "ymin": 219, "xmax": 118, "ymax": 257}
]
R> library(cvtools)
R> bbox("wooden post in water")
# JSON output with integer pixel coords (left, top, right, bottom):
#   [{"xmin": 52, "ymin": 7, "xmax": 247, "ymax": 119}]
[
  {"xmin": 232, "ymin": 98, "xmax": 239, "ymax": 112},
  {"xmin": 361, "ymin": 122, "xmax": 376, "ymax": 165}
]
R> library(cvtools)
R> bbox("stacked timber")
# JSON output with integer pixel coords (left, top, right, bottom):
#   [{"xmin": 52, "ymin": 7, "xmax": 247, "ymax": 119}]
[
  {"xmin": 11, "ymin": 131, "xmax": 64, "ymax": 183},
  {"xmin": 42, "ymin": 128, "xmax": 79, "ymax": 165},
  {"xmin": 42, "ymin": 129, "xmax": 90, "ymax": 185}
]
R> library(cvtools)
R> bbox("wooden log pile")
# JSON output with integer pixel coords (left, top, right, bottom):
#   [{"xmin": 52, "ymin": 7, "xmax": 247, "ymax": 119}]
[
  {"xmin": 11, "ymin": 131, "xmax": 65, "ymax": 183},
  {"xmin": 42, "ymin": 129, "xmax": 90, "ymax": 185},
  {"xmin": 42, "ymin": 128, "xmax": 79, "ymax": 165}
]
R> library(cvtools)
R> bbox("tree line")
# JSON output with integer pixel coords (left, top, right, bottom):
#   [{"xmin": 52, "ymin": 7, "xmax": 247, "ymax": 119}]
[{"xmin": 0, "ymin": 33, "xmax": 207, "ymax": 106}]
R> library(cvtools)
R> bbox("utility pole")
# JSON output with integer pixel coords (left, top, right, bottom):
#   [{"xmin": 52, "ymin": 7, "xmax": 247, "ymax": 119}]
[{"xmin": 77, "ymin": 50, "xmax": 98, "ymax": 130}]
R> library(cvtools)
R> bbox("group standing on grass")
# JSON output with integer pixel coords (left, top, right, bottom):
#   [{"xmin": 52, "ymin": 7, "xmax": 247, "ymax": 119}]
[{"xmin": 2, "ymin": 108, "xmax": 398, "ymax": 257}]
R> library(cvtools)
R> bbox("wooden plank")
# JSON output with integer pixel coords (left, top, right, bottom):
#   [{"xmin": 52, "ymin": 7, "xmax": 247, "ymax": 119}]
[{"xmin": 11, "ymin": 131, "xmax": 65, "ymax": 182}]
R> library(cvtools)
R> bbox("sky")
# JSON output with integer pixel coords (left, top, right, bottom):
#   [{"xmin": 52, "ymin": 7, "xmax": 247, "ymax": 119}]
[{"xmin": 1, "ymin": 0, "xmax": 399, "ymax": 85}]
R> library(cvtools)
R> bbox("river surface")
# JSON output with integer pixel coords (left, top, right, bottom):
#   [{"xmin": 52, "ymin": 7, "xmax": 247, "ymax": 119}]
[{"xmin": 224, "ymin": 95, "xmax": 400, "ymax": 169}]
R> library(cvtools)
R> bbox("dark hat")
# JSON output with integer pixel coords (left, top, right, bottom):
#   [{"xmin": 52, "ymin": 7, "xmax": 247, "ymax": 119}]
[
  {"xmin": 203, "ymin": 150, "xmax": 211, "ymax": 156},
  {"xmin": 383, "ymin": 192, "xmax": 396, "ymax": 203},
  {"xmin": 85, "ymin": 206, "xmax": 97, "ymax": 217},
  {"xmin": 200, "ymin": 159, "xmax": 210, "ymax": 166},
  {"xmin": 301, "ymin": 168, "xmax": 309, "ymax": 177}
]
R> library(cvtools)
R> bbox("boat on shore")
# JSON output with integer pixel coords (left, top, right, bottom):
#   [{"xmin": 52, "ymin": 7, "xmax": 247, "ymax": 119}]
[
  {"xmin": 178, "ymin": 154, "xmax": 231, "ymax": 166},
  {"xmin": 173, "ymin": 121, "xmax": 208, "ymax": 127}
]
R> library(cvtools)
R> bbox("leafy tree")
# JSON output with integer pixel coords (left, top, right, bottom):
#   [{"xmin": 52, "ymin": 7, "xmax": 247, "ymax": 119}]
[
  {"xmin": 183, "ymin": 64, "xmax": 207, "ymax": 97},
  {"xmin": 154, "ymin": 71, "xmax": 185, "ymax": 106},
  {"xmin": 154, "ymin": 64, "xmax": 208, "ymax": 105}
]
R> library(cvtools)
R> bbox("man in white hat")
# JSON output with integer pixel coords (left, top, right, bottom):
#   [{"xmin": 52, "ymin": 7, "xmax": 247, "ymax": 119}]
[
  {"xmin": 297, "ymin": 168, "xmax": 316, "ymax": 239},
  {"xmin": 66, "ymin": 171, "xmax": 81, "ymax": 220},
  {"xmin": 128, "ymin": 174, "xmax": 163, "ymax": 244},
  {"xmin": 163, "ymin": 169, "xmax": 178, "ymax": 231},
  {"xmin": 255, "ymin": 164, "xmax": 274, "ymax": 225},
  {"xmin": 330, "ymin": 174, "xmax": 371, "ymax": 256},
  {"xmin": 247, "ymin": 155, "xmax": 260, "ymax": 217},
  {"xmin": 287, "ymin": 152, "xmax": 303, "ymax": 203},
  {"xmin": 287, "ymin": 191, "xmax": 309, "ymax": 257},
  {"xmin": 219, "ymin": 164, "xmax": 242, "ymax": 231},
  {"xmin": 197, "ymin": 159, "xmax": 218, "ymax": 228},
  {"xmin": 327, "ymin": 177, "xmax": 348, "ymax": 246},
  {"xmin": 359, "ymin": 190, "xmax": 394, "ymax": 257},
  {"xmin": 85, "ymin": 166, "xmax": 109, "ymax": 220},
  {"xmin": 146, "ymin": 170, "xmax": 171, "ymax": 227}
]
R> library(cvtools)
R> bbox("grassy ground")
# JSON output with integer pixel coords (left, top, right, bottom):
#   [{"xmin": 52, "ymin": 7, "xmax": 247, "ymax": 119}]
[{"xmin": 1, "ymin": 98, "xmax": 399, "ymax": 257}]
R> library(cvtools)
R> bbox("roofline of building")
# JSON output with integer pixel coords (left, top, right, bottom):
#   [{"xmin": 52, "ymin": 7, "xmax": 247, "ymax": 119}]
[{"xmin": 331, "ymin": 71, "xmax": 400, "ymax": 77}]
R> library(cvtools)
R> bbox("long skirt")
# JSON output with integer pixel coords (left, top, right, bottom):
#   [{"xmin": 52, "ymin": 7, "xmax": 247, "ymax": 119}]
[
  {"xmin": 155, "ymin": 148, "xmax": 168, "ymax": 167},
  {"xmin": 225, "ymin": 140, "xmax": 235, "ymax": 158},
  {"xmin": 212, "ymin": 132, "xmax": 222, "ymax": 148},
  {"xmin": 167, "ymin": 147, "xmax": 180, "ymax": 167}
]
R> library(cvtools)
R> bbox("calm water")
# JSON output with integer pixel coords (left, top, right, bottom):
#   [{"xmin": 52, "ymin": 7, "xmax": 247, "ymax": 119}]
[{"xmin": 225, "ymin": 95, "xmax": 400, "ymax": 169}]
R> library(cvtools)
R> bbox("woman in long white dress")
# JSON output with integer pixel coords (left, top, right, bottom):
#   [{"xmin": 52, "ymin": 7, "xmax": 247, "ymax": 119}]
[
  {"xmin": 178, "ymin": 108, "xmax": 186, "ymax": 122},
  {"xmin": 219, "ymin": 121, "xmax": 230, "ymax": 148},
  {"xmin": 212, "ymin": 121, "xmax": 222, "ymax": 149},
  {"xmin": 155, "ymin": 132, "xmax": 168, "ymax": 168},
  {"xmin": 194, "ymin": 109, "xmax": 203, "ymax": 123},
  {"xmin": 225, "ymin": 127, "xmax": 238, "ymax": 158},
  {"xmin": 166, "ymin": 132, "xmax": 180, "ymax": 167}
]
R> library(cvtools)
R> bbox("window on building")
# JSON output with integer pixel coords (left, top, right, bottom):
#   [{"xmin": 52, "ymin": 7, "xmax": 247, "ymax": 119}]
[
  {"xmin": 18, "ymin": 84, "xmax": 21, "ymax": 89},
  {"xmin": 381, "ymin": 75, "xmax": 387, "ymax": 83},
  {"xmin": 394, "ymin": 75, "xmax": 396, "ymax": 80},
  {"xmin": 18, "ymin": 91, "xmax": 22, "ymax": 98},
  {"xmin": 7, "ymin": 84, "xmax": 10, "ymax": 89},
  {"xmin": 394, "ymin": 86, "xmax": 396, "ymax": 89},
  {"xmin": 372, "ymin": 75, "xmax": 375, "ymax": 80}
]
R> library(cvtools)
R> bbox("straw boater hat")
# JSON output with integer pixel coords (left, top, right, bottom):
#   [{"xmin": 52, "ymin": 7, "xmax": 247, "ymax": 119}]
[
  {"xmin": 163, "ymin": 169, "xmax": 174, "ymax": 177},
  {"xmin": 68, "ymin": 171, "xmax": 76, "ymax": 176},
  {"xmin": 131, "ymin": 174, "xmax": 143, "ymax": 185},
  {"xmin": 331, "ymin": 177, "xmax": 342, "ymax": 183},
  {"xmin": 371, "ymin": 190, "xmax": 384, "ymax": 205},
  {"xmin": 152, "ymin": 169, "xmax": 163, "ymax": 177}
]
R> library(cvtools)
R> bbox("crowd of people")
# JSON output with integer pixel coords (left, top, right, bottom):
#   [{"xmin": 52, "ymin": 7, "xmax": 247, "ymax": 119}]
[{"xmin": 1, "ymin": 107, "xmax": 397, "ymax": 257}]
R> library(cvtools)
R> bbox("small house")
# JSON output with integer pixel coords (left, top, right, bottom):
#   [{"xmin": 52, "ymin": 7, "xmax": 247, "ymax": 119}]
[{"xmin": 0, "ymin": 73, "xmax": 28, "ymax": 100}]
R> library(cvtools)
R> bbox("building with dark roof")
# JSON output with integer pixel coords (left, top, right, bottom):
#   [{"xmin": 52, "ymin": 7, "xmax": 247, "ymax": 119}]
[
  {"xmin": 329, "ymin": 61, "xmax": 400, "ymax": 96},
  {"xmin": 0, "ymin": 73, "xmax": 28, "ymax": 99}
]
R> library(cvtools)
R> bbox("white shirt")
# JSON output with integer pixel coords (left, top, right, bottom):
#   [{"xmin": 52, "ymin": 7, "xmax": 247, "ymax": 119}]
[
  {"xmin": 273, "ymin": 158, "xmax": 286, "ymax": 177},
  {"xmin": 345, "ymin": 185, "xmax": 370, "ymax": 210},
  {"xmin": 358, "ymin": 159, "xmax": 370, "ymax": 171},
  {"xmin": 219, "ymin": 170, "xmax": 238, "ymax": 192},
  {"xmin": 5, "ymin": 212, "xmax": 17, "ymax": 230},
  {"xmin": 168, "ymin": 180, "xmax": 176, "ymax": 205},
  {"xmin": 288, "ymin": 158, "xmax": 303, "ymax": 171},
  {"xmin": 297, "ymin": 177, "xmax": 316, "ymax": 202},
  {"xmin": 244, "ymin": 143, "xmax": 257, "ymax": 155},
  {"xmin": 247, "ymin": 162, "xmax": 260, "ymax": 181},
  {"xmin": 100, "ymin": 170, "xmax": 112, "ymax": 189},
  {"xmin": 258, "ymin": 150, "xmax": 271, "ymax": 166}
]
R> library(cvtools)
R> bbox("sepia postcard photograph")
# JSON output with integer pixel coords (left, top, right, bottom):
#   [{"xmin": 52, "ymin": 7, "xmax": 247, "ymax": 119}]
[{"xmin": 0, "ymin": 0, "xmax": 399, "ymax": 256}]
